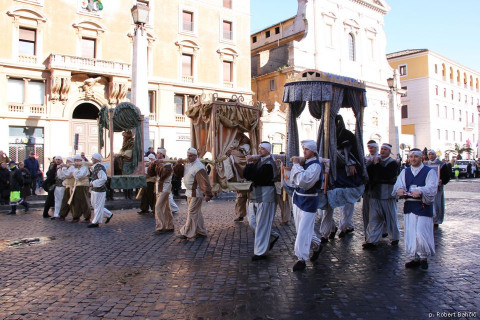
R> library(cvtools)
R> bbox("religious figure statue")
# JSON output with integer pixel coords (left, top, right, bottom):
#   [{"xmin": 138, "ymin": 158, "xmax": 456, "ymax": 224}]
[{"xmin": 114, "ymin": 130, "xmax": 134, "ymax": 175}]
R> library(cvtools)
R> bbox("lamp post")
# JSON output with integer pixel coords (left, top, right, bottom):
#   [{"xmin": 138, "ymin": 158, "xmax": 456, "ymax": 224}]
[
  {"xmin": 387, "ymin": 70, "xmax": 400, "ymax": 156},
  {"xmin": 131, "ymin": 1, "xmax": 150, "ymax": 153},
  {"xmin": 477, "ymin": 104, "xmax": 480, "ymax": 158}
]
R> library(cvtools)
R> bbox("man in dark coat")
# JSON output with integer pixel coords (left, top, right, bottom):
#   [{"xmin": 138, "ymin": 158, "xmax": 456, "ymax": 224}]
[
  {"xmin": 0, "ymin": 162, "xmax": 10, "ymax": 205},
  {"xmin": 42, "ymin": 159, "xmax": 57, "ymax": 218},
  {"xmin": 24, "ymin": 152, "xmax": 40, "ymax": 195},
  {"xmin": 8, "ymin": 161, "xmax": 29, "ymax": 214}
]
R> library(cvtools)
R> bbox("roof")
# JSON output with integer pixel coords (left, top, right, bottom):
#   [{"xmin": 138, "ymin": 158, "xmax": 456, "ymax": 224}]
[{"xmin": 386, "ymin": 49, "xmax": 428, "ymax": 59}]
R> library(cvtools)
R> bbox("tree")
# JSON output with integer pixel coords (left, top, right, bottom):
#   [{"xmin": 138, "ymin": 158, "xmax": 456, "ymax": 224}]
[{"xmin": 444, "ymin": 143, "xmax": 473, "ymax": 159}]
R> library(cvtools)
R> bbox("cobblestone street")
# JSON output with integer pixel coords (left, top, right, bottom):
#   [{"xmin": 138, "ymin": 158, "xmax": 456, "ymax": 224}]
[{"xmin": 0, "ymin": 180, "xmax": 479, "ymax": 319}]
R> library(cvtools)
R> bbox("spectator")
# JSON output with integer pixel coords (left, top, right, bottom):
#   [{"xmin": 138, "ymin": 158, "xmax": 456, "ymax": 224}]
[
  {"xmin": 0, "ymin": 150, "xmax": 10, "ymax": 164},
  {"xmin": 145, "ymin": 147, "xmax": 155, "ymax": 157},
  {"xmin": 42, "ymin": 160, "xmax": 57, "ymax": 218},
  {"xmin": 18, "ymin": 162, "xmax": 32, "ymax": 200},
  {"xmin": 80, "ymin": 152, "xmax": 89, "ymax": 162},
  {"xmin": 8, "ymin": 161, "xmax": 29, "ymax": 214},
  {"xmin": 467, "ymin": 162, "xmax": 472, "ymax": 179},
  {"xmin": 24, "ymin": 151, "xmax": 40, "ymax": 195},
  {"xmin": 0, "ymin": 162, "xmax": 10, "ymax": 205}
]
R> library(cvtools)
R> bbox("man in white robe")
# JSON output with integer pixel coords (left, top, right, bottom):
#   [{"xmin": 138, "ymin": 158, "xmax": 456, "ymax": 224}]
[
  {"xmin": 71, "ymin": 155, "xmax": 91, "ymax": 223},
  {"xmin": 51, "ymin": 156, "xmax": 65, "ymax": 220},
  {"xmin": 425, "ymin": 149, "xmax": 450, "ymax": 228},
  {"xmin": 88, "ymin": 153, "xmax": 113, "ymax": 228},
  {"xmin": 393, "ymin": 148, "xmax": 437, "ymax": 270},
  {"xmin": 288, "ymin": 140, "xmax": 323, "ymax": 271},
  {"xmin": 244, "ymin": 142, "xmax": 280, "ymax": 261}
]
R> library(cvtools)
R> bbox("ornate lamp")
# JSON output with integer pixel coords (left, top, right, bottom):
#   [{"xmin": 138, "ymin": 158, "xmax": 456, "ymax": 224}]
[{"xmin": 131, "ymin": 2, "xmax": 150, "ymax": 26}]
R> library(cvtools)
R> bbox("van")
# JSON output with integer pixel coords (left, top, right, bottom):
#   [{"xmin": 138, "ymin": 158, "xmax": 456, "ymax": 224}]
[{"xmin": 452, "ymin": 160, "xmax": 477, "ymax": 178}]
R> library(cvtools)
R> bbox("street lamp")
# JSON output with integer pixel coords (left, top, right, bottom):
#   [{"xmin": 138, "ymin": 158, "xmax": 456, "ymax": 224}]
[
  {"xmin": 131, "ymin": 1, "xmax": 150, "ymax": 153},
  {"xmin": 387, "ymin": 70, "xmax": 400, "ymax": 156}
]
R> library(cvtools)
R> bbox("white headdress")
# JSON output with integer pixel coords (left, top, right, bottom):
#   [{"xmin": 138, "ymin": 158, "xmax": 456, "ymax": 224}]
[
  {"xmin": 91, "ymin": 153, "xmax": 102, "ymax": 161},
  {"xmin": 301, "ymin": 140, "xmax": 318, "ymax": 154},
  {"xmin": 187, "ymin": 147, "xmax": 198, "ymax": 155},
  {"xmin": 259, "ymin": 142, "xmax": 272, "ymax": 153}
]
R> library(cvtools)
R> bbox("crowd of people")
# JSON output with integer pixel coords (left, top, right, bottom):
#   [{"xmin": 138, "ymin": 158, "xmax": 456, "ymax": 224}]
[{"xmin": 0, "ymin": 131, "xmax": 460, "ymax": 273}]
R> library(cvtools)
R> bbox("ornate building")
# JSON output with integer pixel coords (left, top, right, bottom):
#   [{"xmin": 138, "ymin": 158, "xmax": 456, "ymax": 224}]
[
  {"xmin": 251, "ymin": 0, "xmax": 400, "ymax": 154},
  {"xmin": 0, "ymin": 0, "xmax": 252, "ymax": 169}
]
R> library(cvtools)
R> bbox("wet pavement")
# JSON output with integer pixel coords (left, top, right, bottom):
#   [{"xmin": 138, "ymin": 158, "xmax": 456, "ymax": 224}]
[{"xmin": 0, "ymin": 179, "xmax": 479, "ymax": 319}]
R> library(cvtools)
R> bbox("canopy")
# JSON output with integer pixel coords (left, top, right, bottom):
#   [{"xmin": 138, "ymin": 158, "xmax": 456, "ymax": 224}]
[
  {"xmin": 98, "ymin": 102, "xmax": 143, "ymax": 175},
  {"xmin": 186, "ymin": 94, "xmax": 262, "ymax": 188},
  {"xmin": 283, "ymin": 70, "xmax": 368, "ymax": 208}
]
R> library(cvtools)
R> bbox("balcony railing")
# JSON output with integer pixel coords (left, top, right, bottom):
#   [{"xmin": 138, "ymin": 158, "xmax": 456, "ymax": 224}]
[
  {"xmin": 175, "ymin": 115, "xmax": 186, "ymax": 123},
  {"xmin": 47, "ymin": 54, "xmax": 131, "ymax": 77},
  {"xmin": 182, "ymin": 75, "xmax": 194, "ymax": 83},
  {"xmin": 18, "ymin": 54, "xmax": 37, "ymax": 64},
  {"xmin": 223, "ymin": 81, "xmax": 234, "ymax": 88},
  {"xmin": 8, "ymin": 104, "xmax": 45, "ymax": 114}
]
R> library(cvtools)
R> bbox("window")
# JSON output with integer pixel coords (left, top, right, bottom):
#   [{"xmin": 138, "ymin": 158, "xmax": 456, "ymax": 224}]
[
  {"xmin": 458, "ymin": 92, "xmax": 461, "ymax": 101},
  {"xmin": 174, "ymin": 95, "xmax": 185, "ymax": 115},
  {"xmin": 435, "ymin": 86, "xmax": 438, "ymax": 95},
  {"xmin": 182, "ymin": 11, "xmax": 194, "ymax": 32},
  {"xmin": 453, "ymin": 131, "xmax": 456, "ymax": 141},
  {"xmin": 471, "ymin": 97, "xmax": 474, "ymax": 105},
  {"xmin": 269, "ymin": 79, "xmax": 276, "ymax": 91},
  {"xmin": 265, "ymin": 30, "xmax": 271, "ymax": 38},
  {"xmin": 443, "ymin": 88, "xmax": 446, "ymax": 98},
  {"xmin": 399, "ymin": 65, "xmax": 407, "ymax": 76},
  {"xmin": 436, "ymin": 104, "xmax": 440, "ymax": 117},
  {"xmin": 401, "ymin": 105, "xmax": 408, "ymax": 119},
  {"xmin": 7, "ymin": 78, "xmax": 44, "ymax": 105},
  {"xmin": 223, "ymin": 61, "xmax": 233, "ymax": 82},
  {"xmin": 19, "ymin": 28, "xmax": 36, "ymax": 56},
  {"xmin": 148, "ymin": 91, "xmax": 155, "ymax": 114},
  {"xmin": 275, "ymin": 26, "xmax": 280, "ymax": 34},
  {"xmin": 435, "ymin": 64, "xmax": 438, "ymax": 74},
  {"xmin": 28, "ymin": 80, "xmax": 44, "ymax": 105},
  {"xmin": 182, "ymin": 54, "xmax": 193, "ymax": 76},
  {"xmin": 451, "ymin": 90, "xmax": 454, "ymax": 100},
  {"xmin": 437, "ymin": 129, "xmax": 440, "ymax": 140},
  {"xmin": 459, "ymin": 110, "xmax": 462, "ymax": 122},
  {"xmin": 465, "ymin": 94, "xmax": 467, "ymax": 103},
  {"xmin": 223, "ymin": 20, "xmax": 233, "ymax": 40},
  {"xmin": 445, "ymin": 130, "xmax": 448, "ymax": 140},
  {"xmin": 472, "ymin": 113, "xmax": 474, "ymax": 123},
  {"xmin": 452, "ymin": 108, "xmax": 455, "ymax": 120},
  {"xmin": 252, "ymin": 36, "xmax": 257, "ymax": 43},
  {"xmin": 460, "ymin": 132, "xmax": 463, "ymax": 141},
  {"xmin": 81, "ymin": 37, "xmax": 96, "ymax": 59},
  {"xmin": 7, "ymin": 79, "xmax": 25, "ymax": 103},
  {"xmin": 223, "ymin": 0, "xmax": 232, "ymax": 9},
  {"xmin": 348, "ymin": 33, "xmax": 355, "ymax": 61},
  {"xmin": 444, "ymin": 106, "xmax": 447, "ymax": 118}
]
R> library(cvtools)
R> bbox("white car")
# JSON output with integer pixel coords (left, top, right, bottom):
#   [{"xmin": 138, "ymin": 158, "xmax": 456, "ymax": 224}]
[{"xmin": 453, "ymin": 160, "xmax": 477, "ymax": 178}]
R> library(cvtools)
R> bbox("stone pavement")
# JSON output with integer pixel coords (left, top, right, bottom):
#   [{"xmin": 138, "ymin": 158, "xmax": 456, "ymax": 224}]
[{"xmin": 0, "ymin": 180, "xmax": 479, "ymax": 319}]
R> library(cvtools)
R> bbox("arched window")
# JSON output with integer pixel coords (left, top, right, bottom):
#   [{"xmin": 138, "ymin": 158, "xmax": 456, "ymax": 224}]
[
  {"xmin": 470, "ymin": 75, "xmax": 473, "ymax": 88},
  {"xmin": 348, "ymin": 33, "xmax": 355, "ymax": 61},
  {"xmin": 457, "ymin": 70, "xmax": 461, "ymax": 83},
  {"xmin": 441, "ymin": 63, "xmax": 446, "ymax": 77},
  {"xmin": 449, "ymin": 67, "xmax": 453, "ymax": 80},
  {"xmin": 476, "ymin": 78, "xmax": 479, "ymax": 91}
]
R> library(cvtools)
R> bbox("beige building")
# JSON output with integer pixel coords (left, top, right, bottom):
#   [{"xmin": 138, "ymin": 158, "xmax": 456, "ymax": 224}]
[
  {"xmin": 0, "ymin": 0, "xmax": 252, "ymax": 169},
  {"xmin": 387, "ymin": 49, "xmax": 480, "ymax": 159}
]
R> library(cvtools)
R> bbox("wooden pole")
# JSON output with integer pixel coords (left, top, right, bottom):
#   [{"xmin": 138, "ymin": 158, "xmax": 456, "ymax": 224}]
[
  {"xmin": 283, "ymin": 103, "xmax": 289, "ymax": 201},
  {"xmin": 211, "ymin": 104, "xmax": 217, "ymax": 184},
  {"xmin": 323, "ymin": 101, "xmax": 331, "ymax": 194},
  {"xmin": 109, "ymin": 109, "xmax": 114, "ymax": 177}
]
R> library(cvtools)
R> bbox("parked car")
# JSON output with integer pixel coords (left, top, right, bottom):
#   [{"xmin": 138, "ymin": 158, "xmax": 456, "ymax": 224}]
[{"xmin": 452, "ymin": 160, "xmax": 477, "ymax": 178}]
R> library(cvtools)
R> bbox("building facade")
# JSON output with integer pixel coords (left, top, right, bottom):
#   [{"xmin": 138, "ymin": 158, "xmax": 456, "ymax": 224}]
[
  {"xmin": 0, "ymin": 0, "xmax": 252, "ymax": 169},
  {"xmin": 251, "ymin": 0, "xmax": 399, "ymax": 154},
  {"xmin": 387, "ymin": 49, "xmax": 480, "ymax": 159}
]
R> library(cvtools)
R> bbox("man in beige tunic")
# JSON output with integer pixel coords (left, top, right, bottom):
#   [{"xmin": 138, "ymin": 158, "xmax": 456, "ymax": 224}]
[
  {"xmin": 153, "ymin": 160, "xmax": 174, "ymax": 234},
  {"xmin": 176, "ymin": 147, "xmax": 213, "ymax": 240},
  {"xmin": 70, "ymin": 154, "xmax": 91, "ymax": 223}
]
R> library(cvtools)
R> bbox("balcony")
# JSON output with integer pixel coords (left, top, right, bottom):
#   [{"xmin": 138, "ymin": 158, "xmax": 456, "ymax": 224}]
[
  {"xmin": 464, "ymin": 122, "xmax": 475, "ymax": 131},
  {"xmin": 175, "ymin": 115, "xmax": 186, "ymax": 123},
  {"xmin": 182, "ymin": 75, "xmax": 194, "ymax": 83},
  {"xmin": 47, "ymin": 54, "xmax": 131, "ymax": 77},
  {"xmin": 8, "ymin": 104, "xmax": 46, "ymax": 115},
  {"xmin": 18, "ymin": 54, "xmax": 37, "ymax": 64}
]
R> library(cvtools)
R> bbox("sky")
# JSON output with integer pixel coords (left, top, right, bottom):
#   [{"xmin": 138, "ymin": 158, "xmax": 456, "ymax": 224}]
[{"xmin": 250, "ymin": 0, "xmax": 480, "ymax": 72}]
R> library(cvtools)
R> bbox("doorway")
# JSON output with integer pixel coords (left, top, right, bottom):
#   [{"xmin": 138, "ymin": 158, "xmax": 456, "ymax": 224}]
[{"xmin": 71, "ymin": 102, "xmax": 99, "ymax": 159}]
